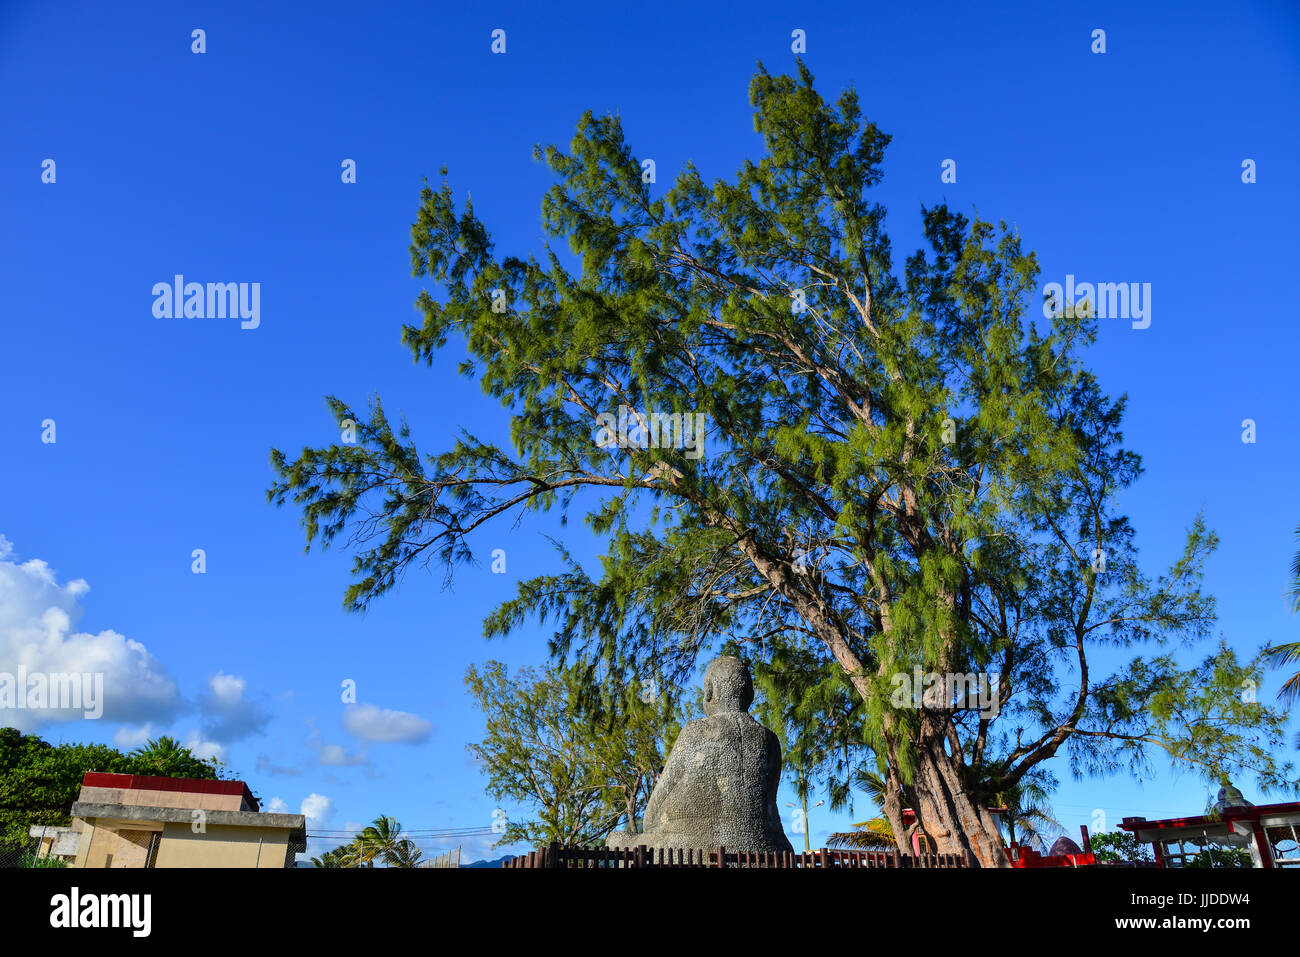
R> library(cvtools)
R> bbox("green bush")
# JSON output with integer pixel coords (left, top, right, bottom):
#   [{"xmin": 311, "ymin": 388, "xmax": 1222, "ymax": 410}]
[{"xmin": 18, "ymin": 851, "xmax": 68, "ymax": 868}]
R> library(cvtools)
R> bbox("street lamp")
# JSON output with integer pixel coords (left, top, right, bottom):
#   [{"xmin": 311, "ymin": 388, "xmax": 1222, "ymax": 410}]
[{"xmin": 786, "ymin": 799, "xmax": 826, "ymax": 852}]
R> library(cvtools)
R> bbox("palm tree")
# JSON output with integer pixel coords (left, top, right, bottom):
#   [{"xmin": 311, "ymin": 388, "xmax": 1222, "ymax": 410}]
[
  {"xmin": 828, "ymin": 770, "xmax": 935, "ymax": 853},
  {"xmin": 130, "ymin": 736, "xmax": 200, "ymax": 777},
  {"xmin": 309, "ymin": 846, "xmax": 352, "ymax": 868},
  {"xmin": 340, "ymin": 839, "xmax": 372, "ymax": 868},
  {"xmin": 989, "ymin": 773, "xmax": 1062, "ymax": 852},
  {"xmin": 1290, "ymin": 522, "xmax": 1300, "ymax": 614},
  {"xmin": 385, "ymin": 839, "xmax": 424, "ymax": 868},
  {"xmin": 130, "ymin": 735, "xmax": 186, "ymax": 761},
  {"xmin": 1261, "ymin": 522, "xmax": 1300, "ymax": 715},
  {"xmin": 828, "ymin": 817, "xmax": 896, "ymax": 849},
  {"xmin": 355, "ymin": 816, "xmax": 411, "ymax": 867},
  {"xmin": 1265, "ymin": 641, "xmax": 1300, "ymax": 708}
]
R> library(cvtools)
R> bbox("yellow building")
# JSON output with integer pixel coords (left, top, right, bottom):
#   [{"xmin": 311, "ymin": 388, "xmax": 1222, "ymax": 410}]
[{"xmin": 65, "ymin": 772, "xmax": 306, "ymax": 868}]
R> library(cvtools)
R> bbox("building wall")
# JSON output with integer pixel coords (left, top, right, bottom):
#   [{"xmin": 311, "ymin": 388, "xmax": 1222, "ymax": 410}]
[
  {"xmin": 77, "ymin": 785, "xmax": 245, "ymax": 812},
  {"xmin": 153, "ymin": 823, "xmax": 291, "ymax": 868},
  {"xmin": 73, "ymin": 819, "xmax": 294, "ymax": 868},
  {"xmin": 74, "ymin": 821, "xmax": 160, "ymax": 868}
]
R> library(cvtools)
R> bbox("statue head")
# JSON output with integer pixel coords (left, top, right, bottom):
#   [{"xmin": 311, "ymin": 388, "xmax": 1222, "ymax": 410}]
[
  {"xmin": 702, "ymin": 656, "xmax": 754, "ymax": 716},
  {"xmin": 1214, "ymin": 783, "xmax": 1252, "ymax": 811}
]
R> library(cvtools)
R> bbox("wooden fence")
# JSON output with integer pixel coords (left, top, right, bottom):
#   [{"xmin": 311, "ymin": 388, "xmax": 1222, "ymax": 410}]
[{"xmin": 504, "ymin": 843, "xmax": 972, "ymax": 868}]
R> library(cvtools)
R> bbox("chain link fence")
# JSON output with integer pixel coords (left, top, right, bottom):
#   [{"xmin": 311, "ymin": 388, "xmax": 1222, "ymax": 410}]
[{"xmin": 0, "ymin": 835, "xmax": 68, "ymax": 868}]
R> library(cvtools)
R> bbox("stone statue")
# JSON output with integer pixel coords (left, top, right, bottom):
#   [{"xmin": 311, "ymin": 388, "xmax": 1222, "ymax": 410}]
[
  {"xmin": 607, "ymin": 656, "xmax": 794, "ymax": 855},
  {"xmin": 1213, "ymin": 783, "xmax": 1253, "ymax": 813}
]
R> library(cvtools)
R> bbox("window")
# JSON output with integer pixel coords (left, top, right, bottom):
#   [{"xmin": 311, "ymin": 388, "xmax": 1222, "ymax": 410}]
[
  {"xmin": 1161, "ymin": 834, "xmax": 1252, "ymax": 868},
  {"xmin": 1266, "ymin": 823, "xmax": 1300, "ymax": 868}
]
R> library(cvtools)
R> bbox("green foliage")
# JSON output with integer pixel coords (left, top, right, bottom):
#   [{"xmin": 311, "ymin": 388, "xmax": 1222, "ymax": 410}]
[
  {"xmin": 309, "ymin": 846, "xmax": 353, "ymax": 868},
  {"xmin": 1089, "ymin": 829, "xmax": 1153, "ymax": 864},
  {"xmin": 355, "ymin": 815, "xmax": 423, "ymax": 867},
  {"xmin": 129, "ymin": 735, "xmax": 228, "ymax": 780},
  {"xmin": 269, "ymin": 61, "xmax": 1296, "ymax": 852},
  {"xmin": 465, "ymin": 660, "xmax": 690, "ymax": 849},
  {"xmin": 1185, "ymin": 846, "xmax": 1252, "ymax": 868},
  {"xmin": 751, "ymin": 644, "xmax": 865, "ymax": 813},
  {"xmin": 1262, "ymin": 524, "xmax": 1300, "ymax": 710},
  {"xmin": 988, "ymin": 767, "xmax": 1061, "ymax": 852},
  {"xmin": 0, "ymin": 728, "xmax": 223, "ymax": 850},
  {"xmin": 18, "ymin": 850, "xmax": 69, "ymax": 868},
  {"xmin": 1079, "ymin": 641, "xmax": 1293, "ymax": 792},
  {"xmin": 1263, "ymin": 640, "xmax": 1300, "ymax": 711},
  {"xmin": 308, "ymin": 816, "xmax": 424, "ymax": 868},
  {"xmin": 1289, "ymin": 521, "xmax": 1300, "ymax": 615},
  {"xmin": 827, "ymin": 817, "xmax": 895, "ymax": 849}
]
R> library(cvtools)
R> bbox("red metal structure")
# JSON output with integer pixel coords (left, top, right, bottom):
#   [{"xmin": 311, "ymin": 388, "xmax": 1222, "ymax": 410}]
[{"xmin": 1121, "ymin": 801, "xmax": 1300, "ymax": 868}]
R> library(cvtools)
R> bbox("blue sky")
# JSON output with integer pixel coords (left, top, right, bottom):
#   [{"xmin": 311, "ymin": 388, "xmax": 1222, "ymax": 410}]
[{"xmin": 2, "ymin": 0, "xmax": 1298, "ymax": 861}]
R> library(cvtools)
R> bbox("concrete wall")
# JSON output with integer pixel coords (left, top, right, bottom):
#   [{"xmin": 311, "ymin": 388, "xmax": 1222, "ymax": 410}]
[
  {"xmin": 77, "ymin": 785, "xmax": 245, "ymax": 812},
  {"xmin": 73, "ymin": 820, "xmax": 292, "ymax": 868},
  {"xmin": 154, "ymin": 823, "xmax": 290, "ymax": 868},
  {"xmin": 74, "ymin": 821, "xmax": 160, "ymax": 868}
]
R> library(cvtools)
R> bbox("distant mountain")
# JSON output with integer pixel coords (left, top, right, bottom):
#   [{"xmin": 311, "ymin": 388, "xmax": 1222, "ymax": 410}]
[{"xmin": 461, "ymin": 854, "xmax": 514, "ymax": 869}]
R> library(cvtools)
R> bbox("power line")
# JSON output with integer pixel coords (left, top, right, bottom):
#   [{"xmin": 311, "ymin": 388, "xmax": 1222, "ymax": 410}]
[{"xmin": 306, "ymin": 826, "xmax": 499, "ymax": 832}]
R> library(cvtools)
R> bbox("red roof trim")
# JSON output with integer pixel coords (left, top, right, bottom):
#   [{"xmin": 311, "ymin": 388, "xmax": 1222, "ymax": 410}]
[
  {"xmin": 81, "ymin": 773, "xmax": 257, "ymax": 810},
  {"xmin": 1120, "ymin": 801, "xmax": 1300, "ymax": 832}
]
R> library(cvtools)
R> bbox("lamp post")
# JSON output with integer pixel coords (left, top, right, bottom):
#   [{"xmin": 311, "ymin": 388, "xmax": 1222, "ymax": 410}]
[{"xmin": 787, "ymin": 798, "xmax": 825, "ymax": 852}]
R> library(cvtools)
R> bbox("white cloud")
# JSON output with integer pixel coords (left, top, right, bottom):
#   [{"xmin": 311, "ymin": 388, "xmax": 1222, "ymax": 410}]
[
  {"xmin": 301, "ymin": 793, "xmax": 335, "ymax": 828},
  {"xmin": 342, "ymin": 703, "xmax": 432, "ymax": 744},
  {"xmin": 265, "ymin": 797, "xmax": 289, "ymax": 813},
  {"xmin": 182, "ymin": 733, "xmax": 227, "ymax": 763},
  {"xmin": 305, "ymin": 726, "xmax": 368, "ymax": 767},
  {"xmin": 317, "ymin": 742, "xmax": 369, "ymax": 766},
  {"xmin": 199, "ymin": 670, "xmax": 271, "ymax": 743},
  {"xmin": 0, "ymin": 537, "xmax": 181, "ymax": 730},
  {"xmin": 208, "ymin": 672, "xmax": 246, "ymax": 701},
  {"xmin": 112, "ymin": 724, "xmax": 157, "ymax": 749}
]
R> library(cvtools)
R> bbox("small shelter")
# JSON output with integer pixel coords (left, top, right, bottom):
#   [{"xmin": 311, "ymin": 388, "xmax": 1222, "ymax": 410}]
[{"xmin": 1120, "ymin": 785, "xmax": 1300, "ymax": 868}]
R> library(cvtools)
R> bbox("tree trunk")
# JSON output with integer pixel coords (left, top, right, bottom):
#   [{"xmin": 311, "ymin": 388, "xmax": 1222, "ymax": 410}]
[
  {"xmin": 742, "ymin": 535, "xmax": 1009, "ymax": 867},
  {"xmin": 881, "ymin": 766, "xmax": 910, "ymax": 857},
  {"xmin": 909, "ymin": 721, "xmax": 1009, "ymax": 868}
]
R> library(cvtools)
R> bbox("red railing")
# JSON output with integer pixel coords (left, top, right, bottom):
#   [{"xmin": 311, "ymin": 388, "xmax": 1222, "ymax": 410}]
[
  {"xmin": 1007, "ymin": 845, "xmax": 1096, "ymax": 868},
  {"xmin": 504, "ymin": 843, "xmax": 972, "ymax": 868}
]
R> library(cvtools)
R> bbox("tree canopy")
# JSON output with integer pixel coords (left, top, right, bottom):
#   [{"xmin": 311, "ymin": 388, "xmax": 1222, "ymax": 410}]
[
  {"xmin": 270, "ymin": 61, "xmax": 1295, "ymax": 865},
  {"xmin": 0, "ymin": 728, "xmax": 223, "ymax": 850},
  {"xmin": 465, "ymin": 660, "xmax": 689, "ymax": 848}
]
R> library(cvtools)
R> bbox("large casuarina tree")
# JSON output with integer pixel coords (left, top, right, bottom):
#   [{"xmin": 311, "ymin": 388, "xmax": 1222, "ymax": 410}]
[{"xmin": 270, "ymin": 62, "xmax": 1292, "ymax": 866}]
